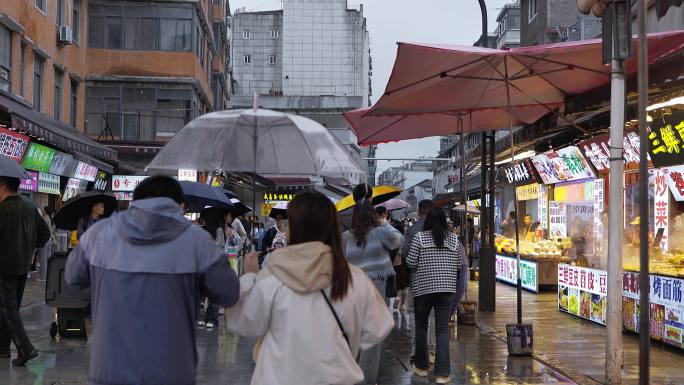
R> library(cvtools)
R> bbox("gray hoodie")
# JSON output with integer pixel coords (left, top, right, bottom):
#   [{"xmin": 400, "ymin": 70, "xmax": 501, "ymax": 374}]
[{"xmin": 66, "ymin": 197, "xmax": 239, "ymax": 385}]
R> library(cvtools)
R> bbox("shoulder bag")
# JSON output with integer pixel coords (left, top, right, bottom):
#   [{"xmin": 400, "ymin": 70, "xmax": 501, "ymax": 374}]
[{"xmin": 321, "ymin": 290, "xmax": 357, "ymax": 359}]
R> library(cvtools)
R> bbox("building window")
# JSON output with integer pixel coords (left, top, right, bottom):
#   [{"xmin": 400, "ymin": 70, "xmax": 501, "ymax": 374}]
[
  {"xmin": 70, "ymin": 79, "xmax": 78, "ymax": 128},
  {"xmin": 106, "ymin": 17, "xmax": 123, "ymax": 49},
  {"xmin": 160, "ymin": 18, "xmax": 192, "ymax": 51},
  {"xmin": 72, "ymin": 0, "xmax": 80, "ymax": 42},
  {"xmin": 213, "ymin": 23, "xmax": 222, "ymax": 53},
  {"xmin": 529, "ymin": 0, "xmax": 538, "ymax": 21},
  {"xmin": 243, "ymin": 29, "xmax": 251, "ymax": 39},
  {"xmin": 35, "ymin": 0, "xmax": 46, "ymax": 13},
  {"xmin": 268, "ymin": 55, "xmax": 277, "ymax": 64},
  {"xmin": 243, "ymin": 55, "xmax": 251, "ymax": 64},
  {"xmin": 54, "ymin": 68, "xmax": 63, "ymax": 120},
  {"xmin": 271, "ymin": 29, "xmax": 279, "ymax": 39},
  {"xmin": 19, "ymin": 43, "xmax": 25, "ymax": 97},
  {"xmin": 33, "ymin": 55, "xmax": 44, "ymax": 111},
  {"xmin": 0, "ymin": 26, "xmax": 11, "ymax": 93},
  {"xmin": 125, "ymin": 17, "xmax": 159, "ymax": 50},
  {"xmin": 56, "ymin": 0, "xmax": 64, "ymax": 25}
]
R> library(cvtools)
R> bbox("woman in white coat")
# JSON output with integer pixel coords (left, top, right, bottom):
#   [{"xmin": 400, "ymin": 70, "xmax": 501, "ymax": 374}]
[{"xmin": 225, "ymin": 190, "xmax": 394, "ymax": 385}]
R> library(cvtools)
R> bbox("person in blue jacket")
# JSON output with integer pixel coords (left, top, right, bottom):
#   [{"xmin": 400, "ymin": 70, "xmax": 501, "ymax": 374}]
[{"xmin": 65, "ymin": 175, "xmax": 239, "ymax": 385}]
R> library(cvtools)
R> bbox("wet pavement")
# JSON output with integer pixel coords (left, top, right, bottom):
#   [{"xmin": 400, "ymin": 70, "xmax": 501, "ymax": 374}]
[
  {"xmin": 476, "ymin": 280, "xmax": 684, "ymax": 385},
  {"xmin": 3, "ymin": 276, "xmax": 679, "ymax": 384}
]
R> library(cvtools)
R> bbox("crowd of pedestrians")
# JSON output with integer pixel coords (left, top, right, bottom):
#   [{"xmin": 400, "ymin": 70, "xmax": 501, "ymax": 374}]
[{"xmin": 2, "ymin": 175, "xmax": 470, "ymax": 384}]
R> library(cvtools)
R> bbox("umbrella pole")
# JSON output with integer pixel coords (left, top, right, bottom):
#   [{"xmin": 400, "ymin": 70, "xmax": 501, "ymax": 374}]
[{"xmin": 252, "ymin": 94, "xmax": 258, "ymax": 251}]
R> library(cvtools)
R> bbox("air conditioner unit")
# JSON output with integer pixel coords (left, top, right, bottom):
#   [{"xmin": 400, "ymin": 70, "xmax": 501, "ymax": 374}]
[{"xmin": 58, "ymin": 26, "xmax": 72, "ymax": 45}]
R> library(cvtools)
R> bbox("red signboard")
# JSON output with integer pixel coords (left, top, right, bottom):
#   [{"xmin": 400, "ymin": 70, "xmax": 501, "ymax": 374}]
[
  {"xmin": 0, "ymin": 126, "xmax": 30, "ymax": 162},
  {"xmin": 579, "ymin": 130, "xmax": 642, "ymax": 174}
]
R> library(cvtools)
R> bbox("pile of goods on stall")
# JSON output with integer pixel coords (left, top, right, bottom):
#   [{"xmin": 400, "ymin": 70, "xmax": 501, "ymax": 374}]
[
  {"xmin": 495, "ymin": 235, "xmax": 572, "ymax": 262},
  {"xmin": 623, "ymin": 248, "xmax": 684, "ymax": 278}
]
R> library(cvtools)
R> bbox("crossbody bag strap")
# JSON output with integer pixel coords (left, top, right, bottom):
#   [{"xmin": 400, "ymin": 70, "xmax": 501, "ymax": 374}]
[{"xmin": 320, "ymin": 289, "xmax": 351, "ymax": 349}]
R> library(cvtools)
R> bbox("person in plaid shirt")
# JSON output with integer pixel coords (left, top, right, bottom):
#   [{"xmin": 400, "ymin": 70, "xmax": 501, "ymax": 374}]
[{"xmin": 406, "ymin": 208, "xmax": 464, "ymax": 384}]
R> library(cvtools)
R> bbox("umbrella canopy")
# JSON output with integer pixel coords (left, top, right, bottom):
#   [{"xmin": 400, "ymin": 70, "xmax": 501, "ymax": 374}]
[
  {"xmin": 367, "ymin": 31, "xmax": 684, "ymax": 118},
  {"xmin": 344, "ymin": 104, "xmax": 561, "ymax": 145},
  {"xmin": 269, "ymin": 201, "xmax": 288, "ymax": 219},
  {"xmin": 229, "ymin": 198, "xmax": 253, "ymax": 217},
  {"xmin": 377, "ymin": 198, "xmax": 409, "ymax": 212},
  {"xmin": 54, "ymin": 192, "xmax": 116, "ymax": 231},
  {"xmin": 146, "ymin": 109, "xmax": 365, "ymax": 178},
  {"xmin": 335, "ymin": 185, "xmax": 402, "ymax": 212},
  {"xmin": 180, "ymin": 181, "xmax": 234, "ymax": 213},
  {"xmin": 0, "ymin": 154, "xmax": 31, "ymax": 179}
]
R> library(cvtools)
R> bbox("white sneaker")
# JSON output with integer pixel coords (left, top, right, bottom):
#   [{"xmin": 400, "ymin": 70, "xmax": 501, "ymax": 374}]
[
  {"xmin": 436, "ymin": 376, "xmax": 450, "ymax": 384},
  {"xmin": 413, "ymin": 367, "xmax": 428, "ymax": 377},
  {"xmin": 197, "ymin": 321, "xmax": 206, "ymax": 326},
  {"xmin": 205, "ymin": 322, "xmax": 215, "ymax": 329}
]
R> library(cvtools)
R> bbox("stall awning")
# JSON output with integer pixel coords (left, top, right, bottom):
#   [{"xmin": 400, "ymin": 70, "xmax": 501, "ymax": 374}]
[{"xmin": 0, "ymin": 93, "xmax": 117, "ymax": 163}]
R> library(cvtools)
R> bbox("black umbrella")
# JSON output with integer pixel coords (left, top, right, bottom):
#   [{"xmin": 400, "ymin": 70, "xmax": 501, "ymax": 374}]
[
  {"xmin": 268, "ymin": 201, "xmax": 288, "ymax": 219},
  {"xmin": 229, "ymin": 198, "xmax": 252, "ymax": 217},
  {"xmin": 180, "ymin": 181, "xmax": 234, "ymax": 213},
  {"xmin": 54, "ymin": 192, "xmax": 116, "ymax": 231}
]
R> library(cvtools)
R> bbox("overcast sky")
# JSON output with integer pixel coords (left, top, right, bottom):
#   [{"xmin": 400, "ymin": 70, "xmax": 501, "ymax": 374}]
[{"xmin": 230, "ymin": 0, "xmax": 511, "ymax": 175}]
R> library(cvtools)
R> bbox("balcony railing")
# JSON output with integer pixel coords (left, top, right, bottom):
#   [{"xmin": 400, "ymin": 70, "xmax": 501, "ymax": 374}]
[
  {"xmin": 567, "ymin": 18, "xmax": 602, "ymax": 42},
  {"xmin": 496, "ymin": 29, "xmax": 520, "ymax": 49}
]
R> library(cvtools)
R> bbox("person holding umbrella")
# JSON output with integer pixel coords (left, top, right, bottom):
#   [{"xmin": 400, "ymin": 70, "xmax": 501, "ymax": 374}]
[
  {"xmin": 0, "ymin": 159, "xmax": 51, "ymax": 366},
  {"xmin": 76, "ymin": 201, "xmax": 106, "ymax": 240}
]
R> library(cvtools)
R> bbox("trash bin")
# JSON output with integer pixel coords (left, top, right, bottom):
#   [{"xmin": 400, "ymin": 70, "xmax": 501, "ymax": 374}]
[{"xmin": 506, "ymin": 323, "xmax": 533, "ymax": 356}]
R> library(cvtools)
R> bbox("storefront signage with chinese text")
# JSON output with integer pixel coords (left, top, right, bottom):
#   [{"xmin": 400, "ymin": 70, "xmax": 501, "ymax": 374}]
[
  {"xmin": 647, "ymin": 109, "xmax": 684, "ymax": 168},
  {"xmin": 495, "ymin": 254, "xmax": 538, "ymax": 292},
  {"xmin": 532, "ymin": 147, "xmax": 595, "ymax": 184},
  {"xmin": 549, "ymin": 201, "xmax": 567, "ymax": 237},
  {"xmin": 62, "ymin": 178, "xmax": 89, "ymax": 201},
  {"xmin": 19, "ymin": 171, "xmax": 38, "ymax": 192},
  {"xmin": 21, "ymin": 142, "xmax": 56, "ymax": 172},
  {"xmin": 558, "ymin": 264, "xmax": 607, "ymax": 325},
  {"xmin": 0, "ymin": 127, "xmax": 30, "ymax": 162},
  {"xmin": 74, "ymin": 161, "xmax": 98, "ymax": 182},
  {"xmin": 264, "ymin": 192, "xmax": 295, "ymax": 202},
  {"xmin": 502, "ymin": 158, "xmax": 539, "ymax": 185},
  {"xmin": 48, "ymin": 151, "xmax": 74, "ymax": 176},
  {"xmin": 654, "ymin": 169, "xmax": 669, "ymax": 251},
  {"xmin": 623, "ymin": 271, "xmax": 684, "ymax": 348},
  {"xmin": 663, "ymin": 165, "xmax": 684, "ymax": 202},
  {"xmin": 178, "ymin": 169, "xmax": 198, "ymax": 182},
  {"xmin": 93, "ymin": 171, "xmax": 109, "ymax": 191},
  {"xmin": 516, "ymin": 184, "xmax": 539, "ymax": 201},
  {"xmin": 112, "ymin": 175, "xmax": 148, "ymax": 192},
  {"xmin": 579, "ymin": 131, "xmax": 642, "ymax": 173},
  {"xmin": 538, "ymin": 185, "xmax": 548, "ymax": 230},
  {"xmin": 593, "ymin": 179, "xmax": 605, "ymax": 255},
  {"xmin": 115, "ymin": 192, "xmax": 134, "ymax": 201},
  {"xmin": 38, "ymin": 172, "xmax": 60, "ymax": 195}
]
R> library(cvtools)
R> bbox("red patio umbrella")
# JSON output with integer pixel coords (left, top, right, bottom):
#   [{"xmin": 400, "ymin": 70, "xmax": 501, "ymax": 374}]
[{"xmin": 367, "ymin": 31, "xmax": 684, "ymax": 119}]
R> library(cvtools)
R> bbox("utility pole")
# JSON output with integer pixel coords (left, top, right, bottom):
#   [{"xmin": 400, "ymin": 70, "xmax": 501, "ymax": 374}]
[{"xmin": 603, "ymin": 2, "xmax": 631, "ymax": 383}]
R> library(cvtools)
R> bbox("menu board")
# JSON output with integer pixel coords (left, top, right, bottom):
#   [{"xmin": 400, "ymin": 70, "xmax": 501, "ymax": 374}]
[
  {"xmin": 496, "ymin": 254, "xmax": 538, "ymax": 292},
  {"xmin": 48, "ymin": 151, "xmax": 74, "ymax": 176},
  {"xmin": 74, "ymin": 161, "xmax": 98, "ymax": 182},
  {"xmin": 0, "ymin": 127, "xmax": 30, "ymax": 162},
  {"xmin": 623, "ymin": 271, "xmax": 684, "ymax": 348},
  {"xmin": 21, "ymin": 142, "xmax": 56, "ymax": 172},
  {"xmin": 531, "ymin": 146, "xmax": 595, "ymax": 184},
  {"xmin": 647, "ymin": 109, "xmax": 684, "ymax": 168},
  {"xmin": 178, "ymin": 169, "xmax": 198, "ymax": 182},
  {"xmin": 579, "ymin": 131, "xmax": 642, "ymax": 173},
  {"xmin": 515, "ymin": 183, "xmax": 539, "ymax": 201},
  {"xmin": 112, "ymin": 175, "xmax": 148, "ymax": 192},
  {"xmin": 19, "ymin": 171, "xmax": 38, "ymax": 192},
  {"xmin": 549, "ymin": 201, "xmax": 567, "ymax": 237},
  {"xmin": 38, "ymin": 172, "xmax": 60, "ymax": 195},
  {"xmin": 501, "ymin": 158, "xmax": 539, "ymax": 185},
  {"xmin": 558, "ymin": 264, "xmax": 607, "ymax": 325}
]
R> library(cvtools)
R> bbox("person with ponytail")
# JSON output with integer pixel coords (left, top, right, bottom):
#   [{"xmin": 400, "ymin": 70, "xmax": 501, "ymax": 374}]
[
  {"xmin": 342, "ymin": 183, "xmax": 404, "ymax": 385},
  {"xmin": 225, "ymin": 191, "xmax": 393, "ymax": 385},
  {"xmin": 405, "ymin": 208, "xmax": 464, "ymax": 384}
]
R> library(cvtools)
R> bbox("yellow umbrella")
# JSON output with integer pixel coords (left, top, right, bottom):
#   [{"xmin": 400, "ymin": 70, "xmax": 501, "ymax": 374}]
[{"xmin": 335, "ymin": 185, "xmax": 402, "ymax": 212}]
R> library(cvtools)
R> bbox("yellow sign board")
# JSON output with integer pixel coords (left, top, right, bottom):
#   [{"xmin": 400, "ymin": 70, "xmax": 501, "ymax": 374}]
[
  {"xmin": 261, "ymin": 203, "xmax": 276, "ymax": 217},
  {"xmin": 516, "ymin": 183, "xmax": 539, "ymax": 201},
  {"xmin": 263, "ymin": 193, "xmax": 295, "ymax": 202}
]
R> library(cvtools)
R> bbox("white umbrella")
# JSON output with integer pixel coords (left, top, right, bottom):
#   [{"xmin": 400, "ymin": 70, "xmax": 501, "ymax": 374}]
[{"xmin": 376, "ymin": 198, "xmax": 409, "ymax": 212}]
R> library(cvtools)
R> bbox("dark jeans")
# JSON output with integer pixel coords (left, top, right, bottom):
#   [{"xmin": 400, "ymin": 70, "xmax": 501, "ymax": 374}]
[
  {"xmin": 0, "ymin": 274, "xmax": 34, "ymax": 355},
  {"xmin": 414, "ymin": 292, "xmax": 454, "ymax": 377},
  {"xmin": 204, "ymin": 302, "xmax": 219, "ymax": 325}
]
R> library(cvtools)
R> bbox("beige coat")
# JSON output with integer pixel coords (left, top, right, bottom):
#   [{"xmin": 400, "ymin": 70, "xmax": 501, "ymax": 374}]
[{"xmin": 225, "ymin": 241, "xmax": 394, "ymax": 385}]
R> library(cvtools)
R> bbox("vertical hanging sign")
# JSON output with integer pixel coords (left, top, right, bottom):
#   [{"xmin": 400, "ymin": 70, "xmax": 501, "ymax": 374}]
[
  {"xmin": 593, "ymin": 179, "xmax": 605, "ymax": 255},
  {"xmin": 538, "ymin": 185, "xmax": 548, "ymax": 230},
  {"xmin": 654, "ymin": 169, "xmax": 669, "ymax": 251}
]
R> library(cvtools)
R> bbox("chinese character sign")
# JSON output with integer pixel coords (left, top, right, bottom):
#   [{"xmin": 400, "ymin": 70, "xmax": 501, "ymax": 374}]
[
  {"xmin": 495, "ymin": 254, "xmax": 538, "ymax": 292},
  {"xmin": 0, "ymin": 127, "xmax": 30, "ymax": 162},
  {"xmin": 21, "ymin": 142, "xmax": 56, "ymax": 172},
  {"xmin": 593, "ymin": 179, "xmax": 605, "ymax": 255},
  {"xmin": 19, "ymin": 171, "xmax": 38, "ymax": 192},
  {"xmin": 38, "ymin": 173, "xmax": 60, "ymax": 195},
  {"xmin": 178, "ymin": 169, "xmax": 198, "ymax": 182},
  {"xmin": 549, "ymin": 201, "xmax": 567, "ymax": 237},
  {"xmin": 648, "ymin": 109, "xmax": 684, "ymax": 168},
  {"xmin": 556, "ymin": 146, "xmax": 595, "ymax": 180},
  {"xmin": 558, "ymin": 264, "xmax": 608, "ymax": 325},
  {"xmin": 94, "ymin": 171, "xmax": 109, "ymax": 191},
  {"xmin": 112, "ymin": 175, "xmax": 148, "ymax": 192},
  {"xmin": 538, "ymin": 185, "xmax": 548, "ymax": 230},
  {"xmin": 654, "ymin": 169, "xmax": 669, "ymax": 251},
  {"xmin": 515, "ymin": 184, "xmax": 539, "ymax": 201},
  {"xmin": 663, "ymin": 165, "xmax": 684, "ymax": 202},
  {"xmin": 531, "ymin": 154, "xmax": 561, "ymax": 184},
  {"xmin": 74, "ymin": 162, "xmax": 98, "ymax": 182},
  {"xmin": 502, "ymin": 159, "xmax": 538, "ymax": 185}
]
